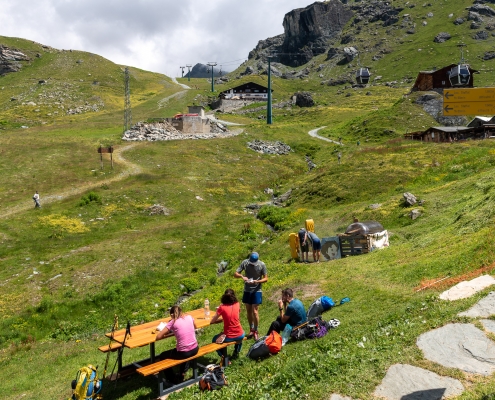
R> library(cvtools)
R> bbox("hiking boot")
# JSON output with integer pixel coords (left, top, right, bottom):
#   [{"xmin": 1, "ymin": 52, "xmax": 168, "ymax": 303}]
[
  {"xmin": 246, "ymin": 329, "xmax": 255, "ymax": 339},
  {"xmin": 231, "ymin": 351, "xmax": 240, "ymax": 359},
  {"xmin": 253, "ymin": 330, "xmax": 259, "ymax": 341}
]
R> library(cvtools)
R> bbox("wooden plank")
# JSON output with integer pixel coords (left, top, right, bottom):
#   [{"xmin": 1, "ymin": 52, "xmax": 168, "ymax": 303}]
[
  {"xmin": 137, "ymin": 342, "xmax": 234, "ymax": 376},
  {"xmin": 98, "ymin": 343, "xmax": 122, "ymax": 353}
]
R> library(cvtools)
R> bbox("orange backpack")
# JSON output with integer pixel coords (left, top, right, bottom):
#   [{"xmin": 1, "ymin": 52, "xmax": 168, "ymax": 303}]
[{"xmin": 265, "ymin": 331, "xmax": 282, "ymax": 354}]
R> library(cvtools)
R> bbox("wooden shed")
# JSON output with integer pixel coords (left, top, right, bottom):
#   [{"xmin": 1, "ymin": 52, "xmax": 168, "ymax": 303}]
[{"xmin": 412, "ymin": 64, "xmax": 477, "ymax": 91}]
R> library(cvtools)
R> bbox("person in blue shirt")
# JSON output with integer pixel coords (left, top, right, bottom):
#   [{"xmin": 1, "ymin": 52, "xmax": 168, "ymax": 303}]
[
  {"xmin": 266, "ymin": 288, "xmax": 307, "ymax": 335},
  {"xmin": 307, "ymin": 231, "xmax": 322, "ymax": 263}
]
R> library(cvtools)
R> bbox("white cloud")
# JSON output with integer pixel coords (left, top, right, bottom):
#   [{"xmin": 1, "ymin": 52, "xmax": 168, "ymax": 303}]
[{"xmin": 1, "ymin": 0, "xmax": 312, "ymax": 77}]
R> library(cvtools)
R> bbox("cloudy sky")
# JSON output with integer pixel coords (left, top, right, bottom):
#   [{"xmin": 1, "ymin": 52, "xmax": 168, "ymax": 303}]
[{"xmin": 2, "ymin": 0, "xmax": 312, "ymax": 77}]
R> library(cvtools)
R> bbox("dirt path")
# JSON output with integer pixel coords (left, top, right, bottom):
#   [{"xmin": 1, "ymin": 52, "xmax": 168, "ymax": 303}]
[
  {"xmin": 0, "ymin": 144, "xmax": 142, "ymax": 219},
  {"xmin": 308, "ymin": 126, "xmax": 343, "ymax": 145},
  {"xmin": 157, "ymin": 90, "xmax": 188, "ymax": 109}
]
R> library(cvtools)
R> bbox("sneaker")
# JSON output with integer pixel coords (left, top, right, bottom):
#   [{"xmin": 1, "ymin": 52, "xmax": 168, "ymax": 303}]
[
  {"xmin": 246, "ymin": 330, "xmax": 254, "ymax": 339},
  {"xmin": 253, "ymin": 330, "xmax": 259, "ymax": 341}
]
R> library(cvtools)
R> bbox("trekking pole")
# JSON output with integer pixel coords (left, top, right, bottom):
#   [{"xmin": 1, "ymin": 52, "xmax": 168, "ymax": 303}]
[
  {"xmin": 113, "ymin": 321, "xmax": 132, "ymax": 387},
  {"xmin": 102, "ymin": 314, "xmax": 118, "ymax": 380}
]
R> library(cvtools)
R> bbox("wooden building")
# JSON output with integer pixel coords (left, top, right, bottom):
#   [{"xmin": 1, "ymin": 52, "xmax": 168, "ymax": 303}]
[
  {"xmin": 412, "ymin": 64, "xmax": 477, "ymax": 91},
  {"xmin": 219, "ymin": 82, "xmax": 272, "ymax": 101},
  {"xmin": 404, "ymin": 126, "xmax": 474, "ymax": 142}
]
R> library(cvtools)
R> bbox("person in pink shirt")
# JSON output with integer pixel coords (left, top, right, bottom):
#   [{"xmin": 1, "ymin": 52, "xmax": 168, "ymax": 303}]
[
  {"xmin": 156, "ymin": 305, "xmax": 198, "ymax": 383},
  {"xmin": 211, "ymin": 288, "xmax": 245, "ymax": 359}
]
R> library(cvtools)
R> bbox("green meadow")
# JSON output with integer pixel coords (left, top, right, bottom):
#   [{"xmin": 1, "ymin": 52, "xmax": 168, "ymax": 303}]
[{"xmin": 2, "ymin": 0, "xmax": 495, "ymax": 398}]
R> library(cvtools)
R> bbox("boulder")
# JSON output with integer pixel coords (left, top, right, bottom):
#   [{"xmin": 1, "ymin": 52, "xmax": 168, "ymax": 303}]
[
  {"xmin": 434, "ymin": 32, "xmax": 451, "ymax": 42},
  {"xmin": 473, "ymin": 30, "xmax": 489, "ymax": 39},
  {"xmin": 403, "ymin": 192, "xmax": 417, "ymax": 206},
  {"xmin": 294, "ymin": 92, "xmax": 315, "ymax": 107}
]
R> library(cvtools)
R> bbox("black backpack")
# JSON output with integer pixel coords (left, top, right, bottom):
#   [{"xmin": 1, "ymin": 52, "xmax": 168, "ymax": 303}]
[
  {"xmin": 291, "ymin": 316, "xmax": 332, "ymax": 341},
  {"xmin": 198, "ymin": 364, "xmax": 227, "ymax": 391}
]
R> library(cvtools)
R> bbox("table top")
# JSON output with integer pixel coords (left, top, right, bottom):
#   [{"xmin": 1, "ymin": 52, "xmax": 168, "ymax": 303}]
[{"xmin": 104, "ymin": 308, "xmax": 220, "ymax": 349}]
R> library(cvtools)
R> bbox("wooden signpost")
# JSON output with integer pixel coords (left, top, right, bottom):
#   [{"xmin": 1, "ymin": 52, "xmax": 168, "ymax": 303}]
[
  {"xmin": 98, "ymin": 145, "xmax": 114, "ymax": 169},
  {"xmin": 443, "ymin": 88, "xmax": 495, "ymax": 116}
]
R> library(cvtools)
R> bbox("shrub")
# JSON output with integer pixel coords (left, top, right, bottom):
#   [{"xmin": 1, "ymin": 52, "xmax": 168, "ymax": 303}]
[
  {"xmin": 78, "ymin": 191, "xmax": 102, "ymax": 206},
  {"xmin": 257, "ymin": 205, "xmax": 292, "ymax": 230}
]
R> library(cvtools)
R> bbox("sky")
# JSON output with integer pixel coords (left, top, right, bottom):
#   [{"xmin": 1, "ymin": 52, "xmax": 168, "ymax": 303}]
[{"xmin": 1, "ymin": 0, "xmax": 312, "ymax": 78}]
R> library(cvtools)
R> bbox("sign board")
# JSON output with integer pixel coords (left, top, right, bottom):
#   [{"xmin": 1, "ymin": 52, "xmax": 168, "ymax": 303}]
[
  {"xmin": 98, "ymin": 146, "xmax": 114, "ymax": 154},
  {"xmin": 443, "ymin": 102, "xmax": 495, "ymax": 116},
  {"xmin": 443, "ymin": 88, "xmax": 495, "ymax": 102},
  {"xmin": 443, "ymin": 88, "xmax": 495, "ymax": 116}
]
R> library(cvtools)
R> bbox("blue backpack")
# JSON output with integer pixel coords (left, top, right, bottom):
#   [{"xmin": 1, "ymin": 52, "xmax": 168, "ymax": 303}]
[{"xmin": 307, "ymin": 296, "xmax": 335, "ymax": 318}]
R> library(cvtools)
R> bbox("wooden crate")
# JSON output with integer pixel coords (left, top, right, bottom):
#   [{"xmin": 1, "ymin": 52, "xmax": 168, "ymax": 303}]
[{"xmin": 338, "ymin": 234, "xmax": 371, "ymax": 257}]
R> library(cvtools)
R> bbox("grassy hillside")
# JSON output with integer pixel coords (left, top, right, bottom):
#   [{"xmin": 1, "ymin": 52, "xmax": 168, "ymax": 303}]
[{"xmin": 2, "ymin": 0, "xmax": 495, "ymax": 397}]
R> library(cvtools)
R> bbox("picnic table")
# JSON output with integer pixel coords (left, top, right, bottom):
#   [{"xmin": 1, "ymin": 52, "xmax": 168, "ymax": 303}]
[{"xmin": 100, "ymin": 308, "xmax": 221, "ymax": 375}]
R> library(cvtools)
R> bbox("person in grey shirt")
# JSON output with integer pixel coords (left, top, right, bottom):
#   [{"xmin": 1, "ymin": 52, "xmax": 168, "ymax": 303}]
[{"xmin": 234, "ymin": 252, "xmax": 268, "ymax": 340}]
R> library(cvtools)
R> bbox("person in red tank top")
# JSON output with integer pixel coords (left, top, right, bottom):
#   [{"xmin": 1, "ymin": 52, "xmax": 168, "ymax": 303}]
[{"xmin": 211, "ymin": 289, "xmax": 246, "ymax": 359}]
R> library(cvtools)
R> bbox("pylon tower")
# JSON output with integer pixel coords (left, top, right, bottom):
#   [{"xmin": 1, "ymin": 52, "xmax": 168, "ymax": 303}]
[{"xmin": 123, "ymin": 67, "xmax": 132, "ymax": 133}]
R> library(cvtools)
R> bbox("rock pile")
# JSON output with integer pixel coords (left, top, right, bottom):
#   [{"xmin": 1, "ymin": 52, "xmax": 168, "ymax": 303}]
[
  {"xmin": 247, "ymin": 139, "xmax": 292, "ymax": 155},
  {"xmin": 122, "ymin": 120, "xmax": 240, "ymax": 141},
  {"xmin": 147, "ymin": 204, "xmax": 170, "ymax": 216}
]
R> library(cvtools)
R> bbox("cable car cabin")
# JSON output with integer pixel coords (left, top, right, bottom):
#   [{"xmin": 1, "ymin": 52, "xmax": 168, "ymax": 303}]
[
  {"xmin": 356, "ymin": 68, "xmax": 370, "ymax": 84},
  {"xmin": 448, "ymin": 64, "xmax": 470, "ymax": 87}
]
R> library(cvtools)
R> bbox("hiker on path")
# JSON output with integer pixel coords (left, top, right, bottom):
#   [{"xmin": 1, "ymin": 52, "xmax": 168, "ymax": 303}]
[
  {"xmin": 156, "ymin": 305, "xmax": 199, "ymax": 383},
  {"xmin": 338, "ymin": 152, "xmax": 342, "ymax": 164},
  {"xmin": 307, "ymin": 231, "xmax": 322, "ymax": 263},
  {"xmin": 298, "ymin": 228, "xmax": 310, "ymax": 263},
  {"xmin": 210, "ymin": 289, "xmax": 245, "ymax": 359},
  {"xmin": 267, "ymin": 288, "xmax": 307, "ymax": 335},
  {"xmin": 33, "ymin": 191, "xmax": 41, "ymax": 208},
  {"xmin": 234, "ymin": 252, "xmax": 268, "ymax": 341}
]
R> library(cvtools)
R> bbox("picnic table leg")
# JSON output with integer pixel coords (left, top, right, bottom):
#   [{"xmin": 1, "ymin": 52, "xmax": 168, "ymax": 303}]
[
  {"xmin": 192, "ymin": 359, "xmax": 198, "ymax": 379},
  {"xmin": 150, "ymin": 342, "xmax": 155, "ymax": 363}
]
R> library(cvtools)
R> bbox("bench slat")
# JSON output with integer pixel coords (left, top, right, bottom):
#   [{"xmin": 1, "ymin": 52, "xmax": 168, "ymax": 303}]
[
  {"xmin": 137, "ymin": 342, "xmax": 233, "ymax": 377},
  {"xmin": 98, "ymin": 343, "xmax": 123, "ymax": 353}
]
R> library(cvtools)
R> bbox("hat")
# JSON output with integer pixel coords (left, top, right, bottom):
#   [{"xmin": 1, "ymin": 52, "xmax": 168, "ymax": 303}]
[{"xmin": 249, "ymin": 252, "xmax": 259, "ymax": 263}]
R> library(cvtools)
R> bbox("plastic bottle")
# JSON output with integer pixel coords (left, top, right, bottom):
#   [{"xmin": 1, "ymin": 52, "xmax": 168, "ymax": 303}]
[
  {"xmin": 204, "ymin": 298, "xmax": 210, "ymax": 319},
  {"xmin": 281, "ymin": 324, "xmax": 292, "ymax": 346}
]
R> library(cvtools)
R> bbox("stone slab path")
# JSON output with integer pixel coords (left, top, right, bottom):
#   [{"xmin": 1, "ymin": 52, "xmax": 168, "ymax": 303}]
[
  {"xmin": 417, "ymin": 323, "xmax": 495, "ymax": 375},
  {"xmin": 330, "ymin": 276, "xmax": 495, "ymax": 399},
  {"xmin": 373, "ymin": 364, "xmax": 464, "ymax": 400},
  {"xmin": 439, "ymin": 275, "xmax": 495, "ymax": 300}
]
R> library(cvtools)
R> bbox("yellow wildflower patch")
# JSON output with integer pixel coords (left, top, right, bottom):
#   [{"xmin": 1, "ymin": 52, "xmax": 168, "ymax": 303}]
[
  {"xmin": 38, "ymin": 214, "xmax": 89, "ymax": 233},
  {"xmin": 101, "ymin": 204, "xmax": 123, "ymax": 217}
]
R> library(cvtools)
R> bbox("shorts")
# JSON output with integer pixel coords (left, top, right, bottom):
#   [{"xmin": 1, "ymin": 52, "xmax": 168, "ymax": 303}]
[
  {"xmin": 300, "ymin": 242, "xmax": 309, "ymax": 252},
  {"xmin": 242, "ymin": 291, "xmax": 262, "ymax": 305},
  {"xmin": 312, "ymin": 239, "xmax": 321, "ymax": 251}
]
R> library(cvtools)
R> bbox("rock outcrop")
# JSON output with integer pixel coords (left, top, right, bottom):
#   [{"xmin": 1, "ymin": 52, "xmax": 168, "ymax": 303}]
[
  {"xmin": 248, "ymin": 0, "xmax": 353, "ymax": 67},
  {"xmin": 0, "ymin": 45, "xmax": 29, "ymax": 75}
]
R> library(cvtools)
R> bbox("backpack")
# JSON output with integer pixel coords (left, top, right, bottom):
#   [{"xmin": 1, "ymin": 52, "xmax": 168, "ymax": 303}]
[
  {"xmin": 247, "ymin": 331, "xmax": 282, "ymax": 359},
  {"xmin": 198, "ymin": 364, "xmax": 227, "ymax": 391},
  {"xmin": 291, "ymin": 316, "xmax": 330, "ymax": 341},
  {"xmin": 307, "ymin": 296, "xmax": 335, "ymax": 319},
  {"xmin": 265, "ymin": 330, "xmax": 282, "ymax": 354},
  {"xmin": 70, "ymin": 365, "xmax": 102, "ymax": 400}
]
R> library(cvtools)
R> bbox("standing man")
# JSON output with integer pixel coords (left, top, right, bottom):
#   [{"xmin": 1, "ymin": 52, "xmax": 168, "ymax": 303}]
[
  {"xmin": 267, "ymin": 288, "xmax": 307, "ymax": 335},
  {"xmin": 298, "ymin": 228, "xmax": 309, "ymax": 263},
  {"xmin": 33, "ymin": 191, "xmax": 41, "ymax": 208},
  {"xmin": 234, "ymin": 252, "xmax": 268, "ymax": 340},
  {"xmin": 307, "ymin": 231, "xmax": 322, "ymax": 263}
]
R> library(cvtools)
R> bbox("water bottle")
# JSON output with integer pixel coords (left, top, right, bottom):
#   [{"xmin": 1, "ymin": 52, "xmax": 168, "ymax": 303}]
[
  {"xmin": 281, "ymin": 324, "xmax": 292, "ymax": 346},
  {"xmin": 204, "ymin": 299, "xmax": 210, "ymax": 319}
]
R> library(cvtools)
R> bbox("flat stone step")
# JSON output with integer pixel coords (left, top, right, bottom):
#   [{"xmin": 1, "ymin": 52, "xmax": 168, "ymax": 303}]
[{"xmin": 373, "ymin": 364, "xmax": 464, "ymax": 399}]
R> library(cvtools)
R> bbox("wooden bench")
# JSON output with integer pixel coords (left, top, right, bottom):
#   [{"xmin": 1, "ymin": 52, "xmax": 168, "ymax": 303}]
[
  {"xmin": 137, "ymin": 340, "xmax": 244, "ymax": 397},
  {"xmin": 98, "ymin": 343, "xmax": 122, "ymax": 353}
]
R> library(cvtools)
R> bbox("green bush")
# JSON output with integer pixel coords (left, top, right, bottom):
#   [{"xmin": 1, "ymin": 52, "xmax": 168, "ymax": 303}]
[
  {"xmin": 257, "ymin": 205, "xmax": 292, "ymax": 230},
  {"xmin": 78, "ymin": 191, "xmax": 102, "ymax": 206}
]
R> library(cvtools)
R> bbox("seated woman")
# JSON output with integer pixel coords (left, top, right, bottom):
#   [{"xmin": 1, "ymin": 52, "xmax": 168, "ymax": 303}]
[
  {"xmin": 210, "ymin": 288, "xmax": 245, "ymax": 359},
  {"xmin": 156, "ymin": 305, "xmax": 199, "ymax": 383}
]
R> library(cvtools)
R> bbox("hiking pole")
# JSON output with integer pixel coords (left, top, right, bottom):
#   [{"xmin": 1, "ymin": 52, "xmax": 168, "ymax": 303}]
[
  {"xmin": 113, "ymin": 321, "xmax": 132, "ymax": 388},
  {"xmin": 102, "ymin": 314, "xmax": 118, "ymax": 380}
]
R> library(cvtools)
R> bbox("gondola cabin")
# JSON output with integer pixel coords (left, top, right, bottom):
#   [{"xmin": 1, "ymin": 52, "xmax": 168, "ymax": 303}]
[
  {"xmin": 448, "ymin": 64, "xmax": 470, "ymax": 87},
  {"xmin": 356, "ymin": 68, "xmax": 370, "ymax": 84}
]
